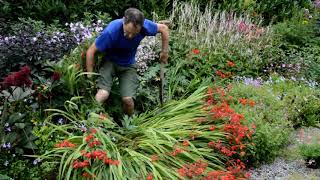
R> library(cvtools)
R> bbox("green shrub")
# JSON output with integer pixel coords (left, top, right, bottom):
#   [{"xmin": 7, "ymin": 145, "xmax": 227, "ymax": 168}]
[
  {"xmin": 228, "ymin": 82, "xmax": 293, "ymax": 166},
  {"xmin": 299, "ymin": 143, "xmax": 320, "ymax": 159},
  {"xmin": 0, "ymin": 0, "xmax": 170, "ymax": 24},
  {"xmin": 299, "ymin": 142, "xmax": 320, "ymax": 168}
]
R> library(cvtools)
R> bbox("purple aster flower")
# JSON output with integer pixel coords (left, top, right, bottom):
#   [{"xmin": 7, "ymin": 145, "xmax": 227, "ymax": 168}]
[{"xmin": 58, "ymin": 118, "xmax": 64, "ymax": 125}]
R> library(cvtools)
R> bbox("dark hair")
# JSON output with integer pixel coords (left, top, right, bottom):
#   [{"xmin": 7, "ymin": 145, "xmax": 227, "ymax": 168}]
[{"xmin": 124, "ymin": 8, "xmax": 145, "ymax": 27}]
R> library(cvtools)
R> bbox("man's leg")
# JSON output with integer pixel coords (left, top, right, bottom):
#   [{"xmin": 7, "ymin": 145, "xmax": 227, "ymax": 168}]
[
  {"xmin": 122, "ymin": 97, "xmax": 134, "ymax": 116},
  {"xmin": 118, "ymin": 64, "xmax": 138, "ymax": 116},
  {"xmin": 95, "ymin": 89, "xmax": 110, "ymax": 103},
  {"xmin": 96, "ymin": 60, "xmax": 114, "ymax": 103}
]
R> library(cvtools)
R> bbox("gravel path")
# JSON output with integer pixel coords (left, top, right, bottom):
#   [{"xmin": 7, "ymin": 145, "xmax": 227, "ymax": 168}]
[{"xmin": 249, "ymin": 127, "xmax": 320, "ymax": 180}]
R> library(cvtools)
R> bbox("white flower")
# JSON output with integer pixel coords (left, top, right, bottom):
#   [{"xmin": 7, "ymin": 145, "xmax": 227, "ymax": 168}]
[{"xmin": 4, "ymin": 160, "xmax": 9, "ymax": 166}]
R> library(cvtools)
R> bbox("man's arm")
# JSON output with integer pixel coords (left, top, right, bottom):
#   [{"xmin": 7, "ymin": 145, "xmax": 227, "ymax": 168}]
[
  {"xmin": 86, "ymin": 43, "xmax": 99, "ymax": 76},
  {"xmin": 157, "ymin": 23, "xmax": 169, "ymax": 64}
]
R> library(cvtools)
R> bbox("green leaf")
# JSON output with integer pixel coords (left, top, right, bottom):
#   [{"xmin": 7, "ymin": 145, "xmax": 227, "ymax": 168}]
[
  {"xmin": 15, "ymin": 123, "xmax": 26, "ymax": 129},
  {"xmin": 5, "ymin": 132, "xmax": 18, "ymax": 142},
  {"xmin": 11, "ymin": 87, "xmax": 34, "ymax": 102},
  {"xmin": 8, "ymin": 113, "xmax": 22, "ymax": 123},
  {"xmin": 24, "ymin": 141, "xmax": 38, "ymax": 149},
  {"xmin": 0, "ymin": 174, "xmax": 10, "ymax": 180},
  {"xmin": 15, "ymin": 148, "xmax": 24, "ymax": 155}
]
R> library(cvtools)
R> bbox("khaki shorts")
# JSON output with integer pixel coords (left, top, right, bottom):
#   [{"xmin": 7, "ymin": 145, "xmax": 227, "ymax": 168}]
[{"xmin": 97, "ymin": 60, "xmax": 138, "ymax": 98}]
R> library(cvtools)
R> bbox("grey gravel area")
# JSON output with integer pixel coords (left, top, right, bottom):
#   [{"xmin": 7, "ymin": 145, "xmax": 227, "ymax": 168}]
[{"xmin": 249, "ymin": 127, "xmax": 320, "ymax": 180}]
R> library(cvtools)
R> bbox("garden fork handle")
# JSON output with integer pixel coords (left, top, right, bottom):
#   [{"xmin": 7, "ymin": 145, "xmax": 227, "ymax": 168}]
[{"xmin": 160, "ymin": 62, "xmax": 165, "ymax": 106}]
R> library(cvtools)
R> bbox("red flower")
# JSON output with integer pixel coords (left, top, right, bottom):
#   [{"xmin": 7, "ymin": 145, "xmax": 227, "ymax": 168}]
[
  {"xmin": 172, "ymin": 148, "xmax": 183, "ymax": 156},
  {"xmin": 239, "ymin": 98, "xmax": 247, "ymax": 105},
  {"xmin": 151, "ymin": 155, "xmax": 158, "ymax": 162},
  {"xmin": 215, "ymin": 70, "xmax": 226, "ymax": 78},
  {"xmin": 2, "ymin": 65, "xmax": 32, "ymax": 88},
  {"xmin": 209, "ymin": 125, "xmax": 215, "ymax": 131},
  {"xmin": 20, "ymin": 65, "xmax": 31, "ymax": 74},
  {"xmin": 51, "ymin": 71, "xmax": 61, "ymax": 81},
  {"xmin": 55, "ymin": 140, "xmax": 76, "ymax": 148},
  {"xmin": 85, "ymin": 134, "xmax": 94, "ymax": 142},
  {"xmin": 192, "ymin": 48, "xmax": 200, "ymax": 55},
  {"xmin": 73, "ymin": 160, "xmax": 90, "ymax": 169},
  {"xmin": 110, "ymin": 159, "xmax": 120, "ymax": 166},
  {"xmin": 178, "ymin": 160, "xmax": 207, "ymax": 178},
  {"xmin": 82, "ymin": 172, "xmax": 90, "ymax": 177},
  {"xmin": 227, "ymin": 60, "xmax": 235, "ymax": 67},
  {"xmin": 147, "ymin": 174, "xmax": 153, "ymax": 180},
  {"xmin": 208, "ymin": 141, "xmax": 215, "ymax": 148},
  {"xmin": 248, "ymin": 100, "xmax": 255, "ymax": 107},
  {"xmin": 89, "ymin": 140, "xmax": 102, "ymax": 147},
  {"xmin": 183, "ymin": 140, "xmax": 189, "ymax": 146},
  {"xmin": 90, "ymin": 128, "xmax": 97, "ymax": 134}
]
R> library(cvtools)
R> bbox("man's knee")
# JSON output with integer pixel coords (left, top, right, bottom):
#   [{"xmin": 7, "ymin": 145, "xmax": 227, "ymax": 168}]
[
  {"xmin": 122, "ymin": 97, "xmax": 134, "ymax": 107},
  {"xmin": 95, "ymin": 89, "xmax": 110, "ymax": 103}
]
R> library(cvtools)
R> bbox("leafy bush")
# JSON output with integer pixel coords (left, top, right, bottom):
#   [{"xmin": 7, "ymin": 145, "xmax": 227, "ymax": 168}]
[
  {"xmin": 0, "ymin": 18, "xmax": 108, "ymax": 79},
  {"xmin": 299, "ymin": 143, "xmax": 320, "ymax": 159},
  {"xmin": 264, "ymin": 10, "xmax": 320, "ymax": 83},
  {"xmin": 299, "ymin": 143, "xmax": 320, "ymax": 168},
  {"xmin": 168, "ymin": 1, "xmax": 274, "ymax": 79},
  {"xmin": 0, "ymin": 0, "xmax": 170, "ymax": 24},
  {"xmin": 0, "ymin": 159, "xmax": 56, "ymax": 180},
  {"xmin": 227, "ymin": 81, "xmax": 294, "ymax": 166},
  {"xmin": 212, "ymin": 0, "xmax": 311, "ymax": 24}
]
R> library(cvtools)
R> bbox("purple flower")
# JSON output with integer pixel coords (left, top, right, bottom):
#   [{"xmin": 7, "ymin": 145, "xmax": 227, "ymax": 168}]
[
  {"xmin": 243, "ymin": 77, "xmax": 262, "ymax": 87},
  {"xmin": 58, "ymin": 118, "xmax": 64, "ymax": 125},
  {"xmin": 33, "ymin": 158, "xmax": 41, "ymax": 165},
  {"xmin": 5, "ymin": 127, "xmax": 11, "ymax": 132},
  {"xmin": 2, "ymin": 142, "xmax": 11, "ymax": 149}
]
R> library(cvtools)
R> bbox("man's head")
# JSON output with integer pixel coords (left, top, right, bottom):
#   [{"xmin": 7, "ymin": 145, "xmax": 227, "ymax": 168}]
[{"xmin": 123, "ymin": 8, "xmax": 145, "ymax": 39}]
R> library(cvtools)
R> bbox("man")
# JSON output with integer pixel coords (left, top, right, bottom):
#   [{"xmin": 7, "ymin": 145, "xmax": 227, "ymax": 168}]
[{"xmin": 86, "ymin": 8, "xmax": 169, "ymax": 116}]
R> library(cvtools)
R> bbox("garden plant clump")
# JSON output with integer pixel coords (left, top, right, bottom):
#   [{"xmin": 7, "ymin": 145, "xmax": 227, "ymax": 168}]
[{"xmin": 1, "ymin": 0, "xmax": 320, "ymax": 179}]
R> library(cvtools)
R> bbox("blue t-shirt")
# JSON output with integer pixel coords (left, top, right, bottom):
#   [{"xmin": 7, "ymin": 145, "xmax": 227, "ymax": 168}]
[{"xmin": 95, "ymin": 18, "xmax": 158, "ymax": 66}]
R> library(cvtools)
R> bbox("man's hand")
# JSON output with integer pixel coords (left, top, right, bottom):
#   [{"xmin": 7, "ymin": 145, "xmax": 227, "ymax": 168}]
[{"xmin": 160, "ymin": 51, "xmax": 168, "ymax": 64}]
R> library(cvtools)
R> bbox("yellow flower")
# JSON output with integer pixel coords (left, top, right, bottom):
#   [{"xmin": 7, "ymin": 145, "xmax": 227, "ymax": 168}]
[
  {"xmin": 31, "ymin": 119, "xmax": 38, "ymax": 125},
  {"xmin": 302, "ymin": 20, "xmax": 309, "ymax": 24}
]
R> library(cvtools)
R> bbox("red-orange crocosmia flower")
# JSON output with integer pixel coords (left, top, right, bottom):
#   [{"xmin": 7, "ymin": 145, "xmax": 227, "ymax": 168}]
[
  {"xmin": 55, "ymin": 140, "xmax": 76, "ymax": 148},
  {"xmin": 147, "ymin": 174, "xmax": 153, "ymax": 180},
  {"xmin": 209, "ymin": 125, "xmax": 215, "ymax": 131},
  {"xmin": 192, "ymin": 48, "xmax": 200, "ymax": 55},
  {"xmin": 227, "ymin": 60, "xmax": 235, "ymax": 67},
  {"xmin": 183, "ymin": 140, "xmax": 189, "ymax": 146},
  {"xmin": 239, "ymin": 98, "xmax": 247, "ymax": 105},
  {"xmin": 151, "ymin": 155, "xmax": 158, "ymax": 162},
  {"xmin": 248, "ymin": 100, "xmax": 255, "ymax": 107}
]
